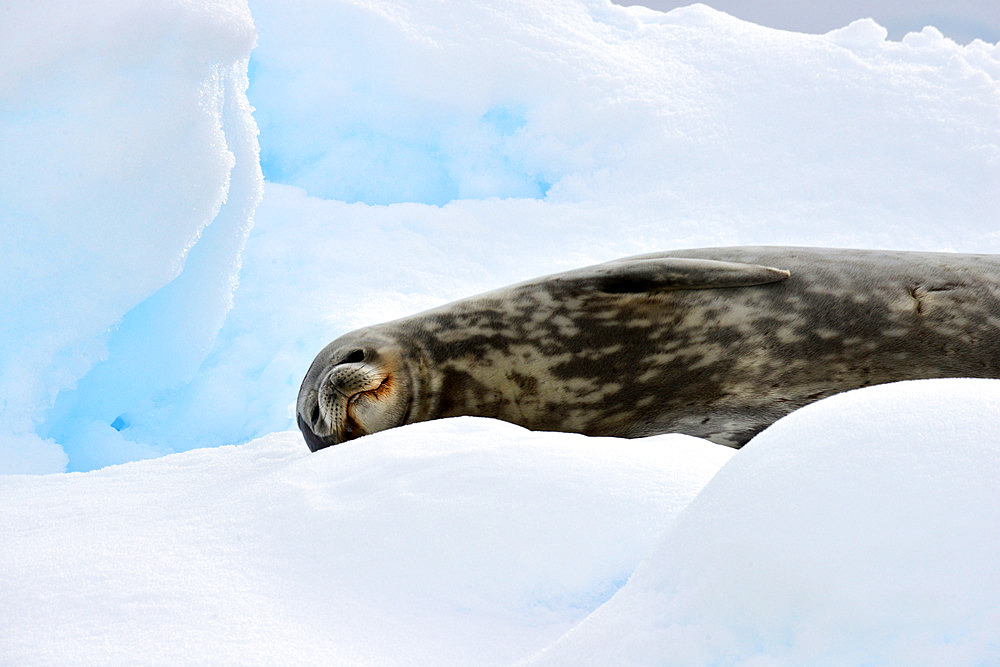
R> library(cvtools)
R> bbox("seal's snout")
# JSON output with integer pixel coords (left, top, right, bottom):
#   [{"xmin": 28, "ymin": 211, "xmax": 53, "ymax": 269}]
[
  {"xmin": 297, "ymin": 409, "xmax": 337, "ymax": 452},
  {"xmin": 296, "ymin": 341, "xmax": 412, "ymax": 452},
  {"xmin": 296, "ymin": 377, "xmax": 341, "ymax": 451}
]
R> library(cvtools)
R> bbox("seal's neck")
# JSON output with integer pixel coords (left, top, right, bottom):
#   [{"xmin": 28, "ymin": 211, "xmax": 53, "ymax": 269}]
[{"xmin": 395, "ymin": 321, "xmax": 545, "ymax": 428}]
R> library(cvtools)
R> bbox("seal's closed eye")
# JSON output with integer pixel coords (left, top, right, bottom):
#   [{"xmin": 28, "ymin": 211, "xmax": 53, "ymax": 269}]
[{"xmin": 341, "ymin": 349, "xmax": 365, "ymax": 364}]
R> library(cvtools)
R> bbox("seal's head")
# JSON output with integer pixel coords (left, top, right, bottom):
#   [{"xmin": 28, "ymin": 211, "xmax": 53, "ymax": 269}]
[{"xmin": 296, "ymin": 333, "xmax": 411, "ymax": 451}]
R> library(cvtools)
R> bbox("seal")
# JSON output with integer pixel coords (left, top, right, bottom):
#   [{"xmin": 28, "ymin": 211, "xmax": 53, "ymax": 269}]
[{"xmin": 297, "ymin": 247, "xmax": 1000, "ymax": 451}]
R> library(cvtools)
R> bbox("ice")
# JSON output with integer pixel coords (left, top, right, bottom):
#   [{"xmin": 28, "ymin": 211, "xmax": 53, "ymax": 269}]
[
  {"xmin": 0, "ymin": 1, "xmax": 262, "ymax": 472},
  {"xmin": 0, "ymin": 419, "xmax": 732, "ymax": 664},
  {"xmin": 536, "ymin": 379, "xmax": 1000, "ymax": 664},
  {"xmin": 3, "ymin": 0, "xmax": 998, "ymax": 471},
  {"xmin": 139, "ymin": 0, "xmax": 1000, "ymax": 467},
  {"xmin": 249, "ymin": 0, "xmax": 1000, "ymax": 228}
]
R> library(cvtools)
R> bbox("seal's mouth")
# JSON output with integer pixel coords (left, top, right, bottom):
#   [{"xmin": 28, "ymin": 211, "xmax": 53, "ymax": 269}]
[{"xmin": 337, "ymin": 372, "xmax": 395, "ymax": 442}]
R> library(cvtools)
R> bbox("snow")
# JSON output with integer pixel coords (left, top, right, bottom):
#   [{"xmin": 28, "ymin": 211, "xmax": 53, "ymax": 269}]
[
  {"xmin": 2, "ymin": 0, "xmax": 998, "ymax": 472},
  {"xmin": 2, "ymin": 0, "xmax": 1000, "ymax": 662},
  {"xmin": 0, "ymin": 419, "xmax": 732, "ymax": 664},
  {"xmin": 127, "ymin": 0, "xmax": 1000, "ymax": 470},
  {"xmin": 4, "ymin": 382, "xmax": 1000, "ymax": 664},
  {"xmin": 536, "ymin": 379, "xmax": 1000, "ymax": 665},
  {"xmin": 0, "ymin": 0, "xmax": 262, "ymax": 473},
  {"xmin": 249, "ymin": 0, "xmax": 999, "ymax": 219}
]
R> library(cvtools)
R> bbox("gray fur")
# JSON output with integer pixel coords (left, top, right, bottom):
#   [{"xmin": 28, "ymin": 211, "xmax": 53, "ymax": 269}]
[{"xmin": 297, "ymin": 247, "xmax": 1000, "ymax": 451}]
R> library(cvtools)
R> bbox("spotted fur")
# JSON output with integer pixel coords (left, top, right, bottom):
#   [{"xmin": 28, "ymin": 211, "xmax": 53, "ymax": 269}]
[{"xmin": 297, "ymin": 247, "xmax": 1000, "ymax": 451}]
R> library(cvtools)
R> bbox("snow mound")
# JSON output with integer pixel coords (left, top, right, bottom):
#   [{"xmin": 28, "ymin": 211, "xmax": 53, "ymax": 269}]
[
  {"xmin": 250, "ymin": 0, "xmax": 1000, "ymax": 227},
  {"xmin": 537, "ymin": 379, "xmax": 1000, "ymax": 665},
  {"xmin": 0, "ymin": 418, "xmax": 732, "ymax": 664},
  {"xmin": 0, "ymin": 0, "xmax": 262, "ymax": 473}
]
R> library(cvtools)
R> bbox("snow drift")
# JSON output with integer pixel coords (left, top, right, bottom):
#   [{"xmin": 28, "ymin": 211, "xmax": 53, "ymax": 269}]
[
  {"xmin": 0, "ymin": 420, "xmax": 732, "ymax": 664},
  {"xmin": 537, "ymin": 379, "xmax": 1000, "ymax": 664},
  {"xmin": 0, "ymin": 0, "xmax": 262, "ymax": 473},
  {"xmin": 3, "ymin": 381, "xmax": 999, "ymax": 664}
]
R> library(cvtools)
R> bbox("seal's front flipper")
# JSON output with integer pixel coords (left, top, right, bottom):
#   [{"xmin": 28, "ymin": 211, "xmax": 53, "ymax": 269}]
[{"xmin": 552, "ymin": 257, "xmax": 791, "ymax": 295}]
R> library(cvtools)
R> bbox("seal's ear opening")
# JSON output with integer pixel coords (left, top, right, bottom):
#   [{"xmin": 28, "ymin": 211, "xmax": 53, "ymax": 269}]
[{"xmin": 559, "ymin": 257, "xmax": 790, "ymax": 295}]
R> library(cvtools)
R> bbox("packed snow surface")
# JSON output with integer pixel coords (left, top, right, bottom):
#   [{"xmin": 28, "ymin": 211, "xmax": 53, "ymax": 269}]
[
  {"xmin": 4, "ymin": 382, "xmax": 999, "ymax": 664},
  {"xmin": 2, "ymin": 0, "xmax": 1000, "ymax": 663},
  {"xmin": 0, "ymin": 0, "xmax": 262, "ymax": 473},
  {"xmin": 0, "ymin": 420, "xmax": 732, "ymax": 664},
  {"xmin": 537, "ymin": 379, "xmax": 1000, "ymax": 664}
]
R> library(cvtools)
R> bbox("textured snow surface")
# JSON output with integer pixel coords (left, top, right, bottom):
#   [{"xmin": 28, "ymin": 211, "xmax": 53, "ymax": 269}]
[
  {"xmin": 4, "ymin": 382, "xmax": 1000, "ymax": 664},
  {"xmin": 0, "ymin": 419, "xmax": 731, "ymax": 664},
  {"xmin": 0, "ymin": 0, "xmax": 262, "ymax": 472},
  {"xmin": 537, "ymin": 379, "xmax": 1000, "ymax": 665}
]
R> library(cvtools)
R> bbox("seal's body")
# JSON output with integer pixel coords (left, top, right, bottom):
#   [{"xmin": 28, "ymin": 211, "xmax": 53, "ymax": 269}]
[{"xmin": 297, "ymin": 247, "xmax": 1000, "ymax": 451}]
